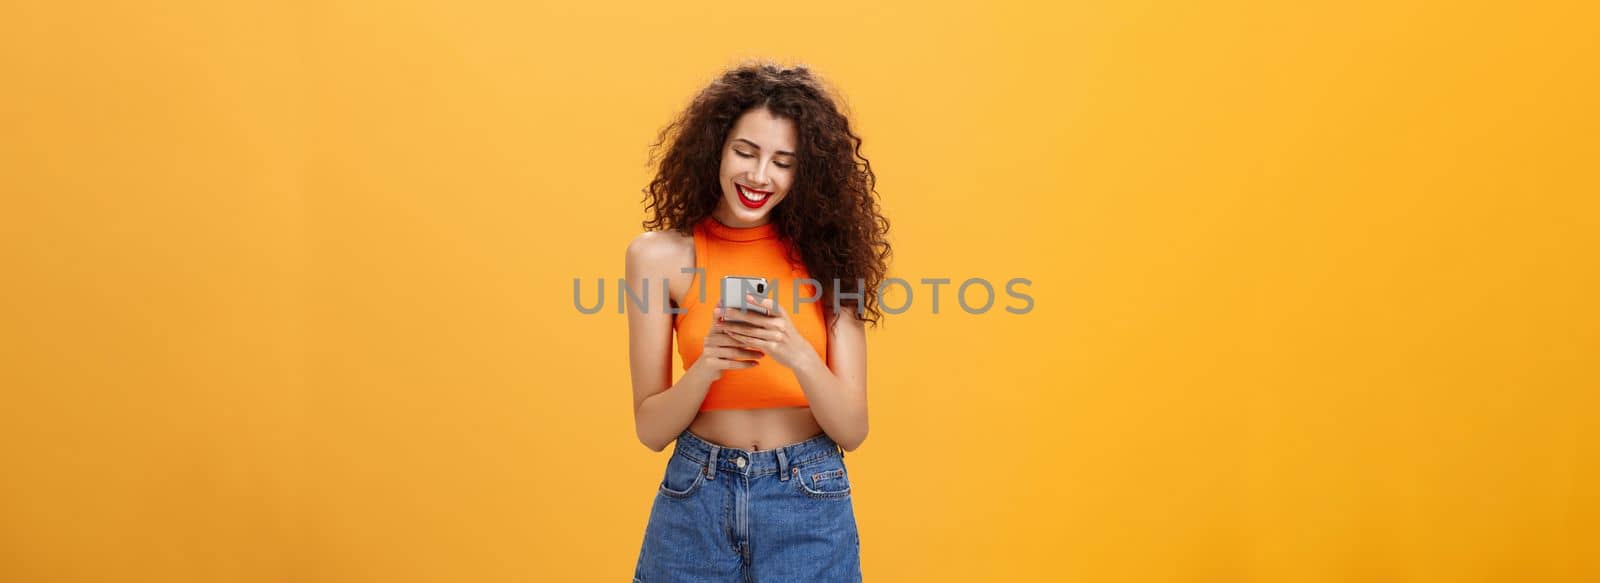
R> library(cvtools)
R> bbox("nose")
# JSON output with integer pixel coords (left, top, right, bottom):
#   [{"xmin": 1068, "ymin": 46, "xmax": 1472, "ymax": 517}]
[{"xmin": 748, "ymin": 159, "xmax": 771, "ymax": 187}]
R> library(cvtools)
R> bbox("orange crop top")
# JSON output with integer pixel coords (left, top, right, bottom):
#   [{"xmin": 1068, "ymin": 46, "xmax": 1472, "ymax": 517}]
[{"xmin": 675, "ymin": 216, "xmax": 830, "ymax": 411}]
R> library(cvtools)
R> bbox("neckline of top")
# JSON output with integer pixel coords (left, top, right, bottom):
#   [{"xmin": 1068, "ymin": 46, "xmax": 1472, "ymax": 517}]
[{"xmin": 702, "ymin": 216, "xmax": 776, "ymax": 242}]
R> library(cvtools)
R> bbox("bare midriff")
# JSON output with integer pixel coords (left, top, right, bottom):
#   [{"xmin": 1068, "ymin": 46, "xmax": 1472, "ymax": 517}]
[{"xmin": 689, "ymin": 407, "xmax": 825, "ymax": 452}]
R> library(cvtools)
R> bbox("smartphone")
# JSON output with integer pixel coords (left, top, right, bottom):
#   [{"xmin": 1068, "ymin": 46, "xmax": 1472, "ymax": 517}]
[{"xmin": 720, "ymin": 275, "xmax": 773, "ymax": 314}]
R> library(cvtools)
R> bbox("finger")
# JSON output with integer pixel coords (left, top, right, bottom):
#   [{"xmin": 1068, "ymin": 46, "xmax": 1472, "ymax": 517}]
[
  {"xmin": 731, "ymin": 302, "xmax": 786, "ymax": 333},
  {"xmin": 721, "ymin": 307, "xmax": 758, "ymax": 323},
  {"xmin": 746, "ymin": 294, "xmax": 778, "ymax": 316},
  {"xmin": 708, "ymin": 334, "xmax": 760, "ymax": 352},
  {"xmin": 717, "ymin": 353, "xmax": 762, "ymax": 365},
  {"xmin": 719, "ymin": 329, "xmax": 754, "ymax": 346},
  {"xmin": 710, "ymin": 325, "xmax": 760, "ymax": 341},
  {"xmin": 720, "ymin": 319, "xmax": 771, "ymax": 336},
  {"xmin": 722, "ymin": 327, "xmax": 770, "ymax": 345},
  {"xmin": 728, "ymin": 304, "xmax": 777, "ymax": 325},
  {"xmin": 742, "ymin": 338, "xmax": 774, "ymax": 354}
]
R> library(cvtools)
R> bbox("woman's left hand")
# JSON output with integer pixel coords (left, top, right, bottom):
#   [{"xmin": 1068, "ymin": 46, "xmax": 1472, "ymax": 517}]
[{"xmin": 718, "ymin": 294, "xmax": 818, "ymax": 370}]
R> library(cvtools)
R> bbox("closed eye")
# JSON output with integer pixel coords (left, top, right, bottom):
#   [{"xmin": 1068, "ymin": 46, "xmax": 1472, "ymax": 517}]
[{"xmin": 735, "ymin": 150, "xmax": 793, "ymax": 169}]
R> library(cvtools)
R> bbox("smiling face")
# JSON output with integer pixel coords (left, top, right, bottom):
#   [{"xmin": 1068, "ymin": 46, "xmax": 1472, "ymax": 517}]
[{"xmin": 713, "ymin": 106, "xmax": 798, "ymax": 227}]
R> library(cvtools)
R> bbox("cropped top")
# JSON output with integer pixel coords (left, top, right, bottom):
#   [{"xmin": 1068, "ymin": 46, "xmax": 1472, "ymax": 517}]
[{"xmin": 675, "ymin": 216, "xmax": 830, "ymax": 411}]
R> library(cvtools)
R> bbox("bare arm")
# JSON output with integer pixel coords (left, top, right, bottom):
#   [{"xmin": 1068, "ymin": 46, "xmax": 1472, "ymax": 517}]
[
  {"xmin": 790, "ymin": 307, "xmax": 869, "ymax": 451},
  {"xmin": 626, "ymin": 232, "xmax": 759, "ymax": 452},
  {"xmin": 632, "ymin": 365, "xmax": 717, "ymax": 452}
]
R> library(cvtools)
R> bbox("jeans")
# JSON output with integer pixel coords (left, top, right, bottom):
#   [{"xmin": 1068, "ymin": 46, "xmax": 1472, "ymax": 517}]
[{"xmin": 632, "ymin": 428, "xmax": 862, "ymax": 582}]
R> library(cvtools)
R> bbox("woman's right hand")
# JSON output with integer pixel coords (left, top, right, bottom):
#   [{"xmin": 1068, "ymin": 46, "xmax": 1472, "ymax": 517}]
[{"xmin": 692, "ymin": 307, "xmax": 765, "ymax": 379}]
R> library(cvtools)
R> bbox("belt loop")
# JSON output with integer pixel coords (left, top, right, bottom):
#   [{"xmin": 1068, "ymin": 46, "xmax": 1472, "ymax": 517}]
[
  {"xmin": 705, "ymin": 444, "xmax": 720, "ymax": 480},
  {"xmin": 776, "ymin": 447, "xmax": 790, "ymax": 481}
]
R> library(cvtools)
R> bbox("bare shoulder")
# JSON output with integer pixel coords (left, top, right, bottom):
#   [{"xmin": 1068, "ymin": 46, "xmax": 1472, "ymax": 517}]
[{"xmin": 625, "ymin": 229, "xmax": 694, "ymax": 276}]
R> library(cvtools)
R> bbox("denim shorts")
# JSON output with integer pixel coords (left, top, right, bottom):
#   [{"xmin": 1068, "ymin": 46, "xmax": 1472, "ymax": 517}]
[{"xmin": 632, "ymin": 428, "xmax": 862, "ymax": 582}]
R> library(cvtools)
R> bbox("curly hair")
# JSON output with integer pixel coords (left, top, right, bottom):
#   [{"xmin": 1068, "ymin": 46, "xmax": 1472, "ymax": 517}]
[{"xmin": 641, "ymin": 60, "xmax": 892, "ymax": 327}]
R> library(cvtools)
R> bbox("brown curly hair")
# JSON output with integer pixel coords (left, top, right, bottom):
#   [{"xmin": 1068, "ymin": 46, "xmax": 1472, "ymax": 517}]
[{"xmin": 641, "ymin": 60, "xmax": 891, "ymax": 327}]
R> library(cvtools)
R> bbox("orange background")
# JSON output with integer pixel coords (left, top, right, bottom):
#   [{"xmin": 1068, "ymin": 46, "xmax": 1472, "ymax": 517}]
[{"xmin": 2, "ymin": 1, "xmax": 1596, "ymax": 581}]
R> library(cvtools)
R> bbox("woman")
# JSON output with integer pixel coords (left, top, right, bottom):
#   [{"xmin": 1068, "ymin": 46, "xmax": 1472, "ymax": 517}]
[{"xmin": 625, "ymin": 61, "xmax": 890, "ymax": 582}]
